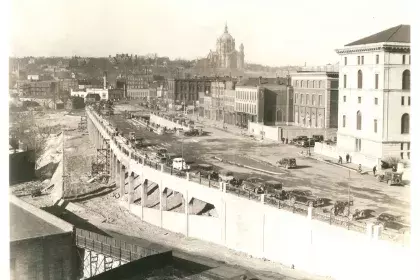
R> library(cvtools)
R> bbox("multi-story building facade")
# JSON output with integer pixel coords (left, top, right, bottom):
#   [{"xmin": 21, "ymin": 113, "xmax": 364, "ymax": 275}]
[
  {"xmin": 17, "ymin": 80, "xmax": 58, "ymax": 97},
  {"xmin": 335, "ymin": 24, "xmax": 410, "ymax": 166},
  {"xmin": 210, "ymin": 81, "xmax": 226, "ymax": 121},
  {"xmin": 223, "ymin": 81, "xmax": 237, "ymax": 124},
  {"xmin": 263, "ymin": 78, "xmax": 294, "ymax": 125},
  {"xmin": 58, "ymin": 78, "xmax": 78, "ymax": 93},
  {"xmin": 127, "ymin": 88, "xmax": 151, "ymax": 100},
  {"xmin": 235, "ymin": 84, "xmax": 264, "ymax": 127},
  {"xmin": 291, "ymin": 72, "xmax": 339, "ymax": 128},
  {"xmin": 126, "ymin": 74, "xmax": 164, "ymax": 90},
  {"xmin": 166, "ymin": 77, "xmax": 213, "ymax": 106}
]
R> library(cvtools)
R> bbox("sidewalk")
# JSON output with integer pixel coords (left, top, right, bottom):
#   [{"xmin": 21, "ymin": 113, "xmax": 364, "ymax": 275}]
[{"xmin": 310, "ymin": 153, "xmax": 372, "ymax": 174}]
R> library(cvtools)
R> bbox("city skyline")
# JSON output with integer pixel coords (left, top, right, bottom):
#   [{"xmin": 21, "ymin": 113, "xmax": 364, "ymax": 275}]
[{"xmin": 10, "ymin": 0, "xmax": 411, "ymax": 66}]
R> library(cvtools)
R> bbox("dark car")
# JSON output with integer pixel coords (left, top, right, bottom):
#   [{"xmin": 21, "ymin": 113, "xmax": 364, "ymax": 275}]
[
  {"xmin": 277, "ymin": 158, "xmax": 297, "ymax": 169},
  {"xmin": 184, "ymin": 129, "xmax": 199, "ymax": 136},
  {"xmin": 303, "ymin": 139, "xmax": 315, "ymax": 147},
  {"xmin": 312, "ymin": 135, "xmax": 324, "ymax": 142},
  {"xmin": 286, "ymin": 190, "xmax": 324, "ymax": 207},
  {"xmin": 376, "ymin": 213, "xmax": 410, "ymax": 233},
  {"xmin": 193, "ymin": 164, "xmax": 219, "ymax": 180},
  {"xmin": 376, "ymin": 171, "xmax": 403, "ymax": 186},
  {"xmin": 262, "ymin": 180, "xmax": 283, "ymax": 194},
  {"xmin": 242, "ymin": 177, "xmax": 265, "ymax": 194},
  {"xmin": 293, "ymin": 136, "xmax": 308, "ymax": 146}
]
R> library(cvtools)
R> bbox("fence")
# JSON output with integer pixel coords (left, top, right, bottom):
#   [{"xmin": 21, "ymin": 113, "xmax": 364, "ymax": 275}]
[{"xmin": 88, "ymin": 107, "xmax": 408, "ymax": 244}]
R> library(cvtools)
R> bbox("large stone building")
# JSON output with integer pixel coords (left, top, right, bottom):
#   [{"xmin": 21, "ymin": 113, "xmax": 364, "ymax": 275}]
[
  {"xmin": 16, "ymin": 80, "xmax": 58, "ymax": 97},
  {"xmin": 335, "ymin": 24, "xmax": 410, "ymax": 166},
  {"xmin": 291, "ymin": 71, "xmax": 339, "ymax": 129},
  {"xmin": 207, "ymin": 23, "xmax": 245, "ymax": 70},
  {"xmin": 166, "ymin": 77, "xmax": 214, "ymax": 106}
]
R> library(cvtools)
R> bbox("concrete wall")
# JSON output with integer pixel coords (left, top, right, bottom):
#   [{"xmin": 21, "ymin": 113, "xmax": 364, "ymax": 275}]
[
  {"xmin": 86, "ymin": 107, "xmax": 412, "ymax": 280},
  {"xmin": 149, "ymin": 113, "xmax": 191, "ymax": 131},
  {"xmin": 248, "ymin": 122, "xmax": 280, "ymax": 141}
]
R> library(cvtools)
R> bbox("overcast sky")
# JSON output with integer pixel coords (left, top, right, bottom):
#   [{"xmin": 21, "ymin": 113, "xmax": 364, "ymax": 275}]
[{"xmin": 10, "ymin": 0, "xmax": 411, "ymax": 66}]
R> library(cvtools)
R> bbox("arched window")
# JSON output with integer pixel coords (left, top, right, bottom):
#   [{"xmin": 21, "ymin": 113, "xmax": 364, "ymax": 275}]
[
  {"xmin": 402, "ymin": 70, "xmax": 410, "ymax": 90},
  {"xmin": 356, "ymin": 111, "xmax": 362, "ymax": 130},
  {"xmin": 300, "ymin": 81, "xmax": 304, "ymax": 88},
  {"xmin": 313, "ymin": 80, "xmax": 316, "ymax": 88},
  {"xmin": 318, "ymin": 81, "xmax": 322, "ymax": 88},
  {"xmin": 306, "ymin": 80, "xmax": 309, "ymax": 88},
  {"xmin": 343, "ymin": 115, "xmax": 346, "ymax": 128},
  {"xmin": 401, "ymin": 113, "xmax": 410, "ymax": 134},
  {"xmin": 357, "ymin": 70, "xmax": 363, "ymax": 89}
]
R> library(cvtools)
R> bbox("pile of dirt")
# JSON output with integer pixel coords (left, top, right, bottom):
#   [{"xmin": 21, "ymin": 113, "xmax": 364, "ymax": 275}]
[{"xmin": 36, "ymin": 133, "xmax": 63, "ymax": 170}]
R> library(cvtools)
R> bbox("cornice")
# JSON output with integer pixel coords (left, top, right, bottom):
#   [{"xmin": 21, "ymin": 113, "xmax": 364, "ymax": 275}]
[{"xmin": 335, "ymin": 44, "xmax": 410, "ymax": 54}]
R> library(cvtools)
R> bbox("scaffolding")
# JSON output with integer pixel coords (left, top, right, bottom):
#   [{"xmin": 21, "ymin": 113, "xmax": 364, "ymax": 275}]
[{"xmin": 91, "ymin": 139, "xmax": 110, "ymax": 180}]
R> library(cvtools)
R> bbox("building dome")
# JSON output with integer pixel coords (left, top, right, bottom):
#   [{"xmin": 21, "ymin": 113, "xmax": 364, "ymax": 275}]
[{"xmin": 219, "ymin": 23, "xmax": 233, "ymax": 42}]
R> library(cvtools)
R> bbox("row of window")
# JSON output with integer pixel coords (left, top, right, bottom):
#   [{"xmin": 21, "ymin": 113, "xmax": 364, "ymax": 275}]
[
  {"xmin": 343, "ymin": 112, "xmax": 409, "ymax": 134},
  {"xmin": 295, "ymin": 93, "xmax": 323, "ymax": 106},
  {"xmin": 235, "ymin": 103, "xmax": 257, "ymax": 114},
  {"xmin": 294, "ymin": 80, "xmax": 325, "ymax": 89},
  {"xmin": 342, "ymin": 95, "xmax": 410, "ymax": 106},
  {"xmin": 236, "ymin": 91, "xmax": 257, "ymax": 101},
  {"xmin": 343, "ymin": 70, "xmax": 410, "ymax": 90},
  {"xmin": 344, "ymin": 54, "xmax": 411, "ymax": 65}
]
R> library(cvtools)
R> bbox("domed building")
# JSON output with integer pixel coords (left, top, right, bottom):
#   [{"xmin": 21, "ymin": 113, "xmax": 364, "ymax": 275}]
[{"xmin": 207, "ymin": 23, "xmax": 245, "ymax": 69}]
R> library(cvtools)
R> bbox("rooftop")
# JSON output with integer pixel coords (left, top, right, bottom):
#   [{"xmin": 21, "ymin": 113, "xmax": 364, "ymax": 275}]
[
  {"xmin": 237, "ymin": 77, "xmax": 288, "ymax": 87},
  {"xmin": 10, "ymin": 203, "xmax": 65, "ymax": 241},
  {"xmin": 345, "ymin": 24, "xmax": 410, "ymax": 46}
]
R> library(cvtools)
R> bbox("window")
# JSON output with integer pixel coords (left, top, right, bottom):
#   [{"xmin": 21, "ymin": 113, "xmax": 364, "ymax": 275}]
[
  {"xmin": 355, "ymin": 138, "xmax": 362, "ymax": 152},
  {"xmin": 408, "ymin": 142, "xmax": 410, "ymax": 150},
  {"xmin": 361, "ymin": 56, "xmax": 364, "ymax": 64},
  {"xmin": 375, "ymin": 97, "xmax": 378, "ymax": 105},
  {"xmin": 409, "ymin": 55, "xmax": 411, "ymax": 64},
  {"xmin": 306, "ymin": 81, "xmax": 309, "ymax": 88},
  {"xmin": 401, "ymin": 152, "xmax": 404, "ymax": 159},
  {"xmin": 344, "ymin": 74, "xmax": 347, "ymax": 88},
  {"xmin": 376, "ymin": 54, "xmax": 379, "ymax": 64},
  {"xmin": 344, "ymin": 57, "xmax": 347, "ymax": 65},
  {"xmin": 374, "ymin": 119, "xmax": 378, "ymax": 133},
  {"xmin": 300, "ymin": 94, "xmax": 303, "ymax": 104},
  {"xmin": 301, "ymin": 80, "xmax": 304, "ymax": 87},
  {"xmin": 408, "ymin": 97, "xmax": 411, "ymax": 106},
  {"xmin": 312, "ymin": 94, "xmax": 315, "ymax": 105},
  {"xmin": 401, "ymin": 113, "xmax": 410, "ymax": 134},
  {"xmin": 357, "ymin": 56, "xmax": 360, "ymax": 65},
  {"xmin": 402, "ymin": 70, "xmax": 410, "ymax": 90},
  {"xmin": 319, "ymin": 81, "xmax": 322, "ymax": 88},
  {"xmin": 343, "ymin": 115, "xmax": 346, "ymax": 127},
  {"xmin": 375, "ymin": 74, "xmax": 379, "ymax": 89},
  {"xmin": 408, "ymin": 152, "xmax": 410, "ymax": 159},
  {"xmin": 358, "ymin": 97, "xmax": 361, "ymax": 103},
  {"xmin": 356, "ymin": 111, "xmax": 362, "ymax": 130},
  {"xmin": 319, "ymin": 95, "xmax": 322, "ymax": 106},
  {"xmin": 357, "ymin": 70, "xmax": 363, "ymax": 89},
  {"xmin": 402, "ymin": 55, "xmax": 406, "ymax": 64},
  {"xmin": 401, "ymin": 143, "xmax": 404, "ymax": 150},
  {"xmin": 343, "ymin": 95, "xmax": 346, "ymax": 102},
  {"xmin": 306, "ymin": 94, "xmax": 309, "ymax": 105},
  {"xmin": 401, "ymin": 96, "xmax": 405, "ymax": 105}
]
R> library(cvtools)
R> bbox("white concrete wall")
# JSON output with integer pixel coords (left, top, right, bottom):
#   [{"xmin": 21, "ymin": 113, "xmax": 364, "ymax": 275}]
[
  {"xmin": 248, "ymin": 122, "xmax": 280, "ymax": 141},
  {"xmin": 87, "ymin": 107, "xmax": 412, "ymax": 280},
  {"xmin": 149, "ymin": 114, "xmax": 191, "ymax": 131}
]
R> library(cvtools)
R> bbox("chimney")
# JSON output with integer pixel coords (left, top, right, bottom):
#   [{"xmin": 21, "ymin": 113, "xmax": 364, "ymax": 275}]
[
  {"xmin": 286, "ymin": 75, "xmax": 291, "ymax": 86},
  {"xmin": 276, "ymin": 76, "xmax": 280, "ymax": 85},
  {"xmin": 259, "ymin": 76, "xmax": 262, "ymax": 85}
]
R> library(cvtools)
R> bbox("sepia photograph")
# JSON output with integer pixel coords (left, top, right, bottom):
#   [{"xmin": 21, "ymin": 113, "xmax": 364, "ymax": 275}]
[{"xmin": 3, "ymin": 0, "xmax": 418, "ymax": 279}]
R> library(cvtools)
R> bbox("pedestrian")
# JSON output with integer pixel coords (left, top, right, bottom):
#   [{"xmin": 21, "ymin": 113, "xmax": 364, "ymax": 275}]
[
  {"xmin": 358, "ymin": 164, "xmax": 362, "ymax": 173},
  {"xmin": 338, "ymin": 156, "xmax": 343, "ymax": 164},
  {"xmin": 373, "ymin": 165, "xmax": 377, "ymax": 176},
  {"xmin": 346, "ymin": 153, "xmax": 350, "ymax": 163}
]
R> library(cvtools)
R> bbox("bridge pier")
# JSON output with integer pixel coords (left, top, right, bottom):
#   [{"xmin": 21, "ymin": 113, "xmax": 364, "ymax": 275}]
[
  {"xmin": 128, "ymin": 172, "xmax": 134, "ymax": 204},
  {"xmin": 115, "ymin": 160, "xmax": 121, "ymax": 189},
  {"xmin": 120, "ymin": 165, "xmax": 126, "ymax": 199}
]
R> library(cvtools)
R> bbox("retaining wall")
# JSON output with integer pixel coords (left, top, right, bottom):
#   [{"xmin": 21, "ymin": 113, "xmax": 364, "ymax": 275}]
[
  {"xmin": 150, "ymin": 113, "xmax": 192, "ymax": 131},
  {"xmin": 86, "ymin": 107, "xmax": 413, "ymax": 280}
]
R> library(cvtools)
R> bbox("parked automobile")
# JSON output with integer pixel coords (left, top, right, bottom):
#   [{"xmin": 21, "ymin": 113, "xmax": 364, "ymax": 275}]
[
  {"xmin": 332, "ymin": 200, "xmax": 354, "ymax": 216},
  {"xmin": 193, "ymin": 164, "xmax": 219, "ymax": 180},
  {"xmin": 292, "ymin": 136, "xmax": 308, "ymax": 145},
  {"xmin": 277, "ymin": 158, "xmax": 297, "ymax": 169},
  {"xmin": 172, "ymin": 158, "xmax": 190, "ymax": 171},
  {"xmin": 219, "ymin": 170, "xmax": 234, "ymax": 182},
  {"xmin": 157, "ymin": 148, "xmax": 168, "ymax": 157},
  {"xmin": 166, "ymin": 153, "xmax": 182, "ymax": 166},
  {"xmin": 242, "ymin": 181, "xmax": 265, "ymax": 194},
  {"xmin": 184, "ymin": 129, "xmax": 199, "ymax": 136},
  {"xmin": 286, "ymin": 190, "xmax": 325, "ymax": 207},
  {"xmin": 376, "ymin": 213, "xmax": 410, "ymax": 233},
  {"xmin": 303, "ymin": 139, "xmax": 315, "ymax": 148},
  {"xmin": 376, "ymin": 171, "xmax": 403, "ymax": 186},
  {"xmin": 312, "ymin": 135, "xmax": 324, "ymax": 142},
  {"xmin": 262, "ymin": 180, "xmax": 283, "ymax": 194}
]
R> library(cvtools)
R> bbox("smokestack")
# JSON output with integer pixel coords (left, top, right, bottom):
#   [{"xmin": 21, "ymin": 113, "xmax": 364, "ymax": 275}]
[
  {"xmin": 259, "ymin": 76, "xmax": 262, "ymax": 85},
  {"xmin": 103, "ymin": 72, "xmax": 107, "ymax": 89}
]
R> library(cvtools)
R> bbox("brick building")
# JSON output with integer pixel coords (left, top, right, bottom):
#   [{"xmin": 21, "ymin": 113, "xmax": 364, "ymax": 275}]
[
  {"xmin": 291, "ymin": 71, "xmax": 339, "ymax": 129},
  {"xmin": 166, "ymin": 77, "xmax": 214, "ymax": 106},
  {"xmin": 223, "ymin": 80, "xmax": 237, "ymax": 124},
  {"xmin": 9, "ymin": 196, "xmax": 78, "ymax": 280},
  {"xmin": 263, "ymin": 80, "xmax": 294, "ymax": 125},
  {"xmin": 17, "ymin": 80, "xmax": 58, "ymax": 97},
  {"xmin": 126, "ymin": 74, "xmax": 164, "ymax": 90}
]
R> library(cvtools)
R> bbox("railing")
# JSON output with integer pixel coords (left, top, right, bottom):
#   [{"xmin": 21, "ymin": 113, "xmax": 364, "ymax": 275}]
[
  {"xmin": 87, "ymin": 107, "xmax": 408, "ymax": 244},
  {"xmin": 75, "ymin": 228, "xmax": 160, "ymax": 262}
]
